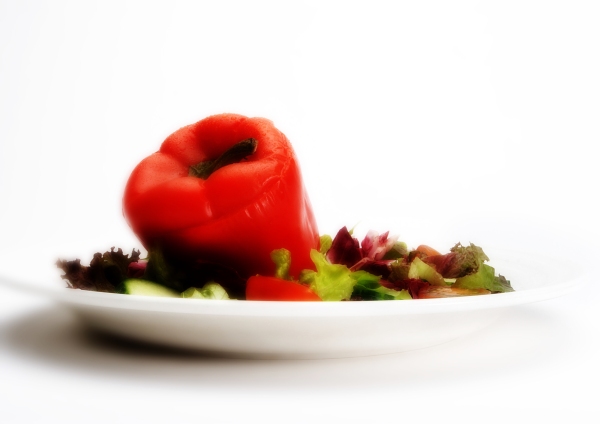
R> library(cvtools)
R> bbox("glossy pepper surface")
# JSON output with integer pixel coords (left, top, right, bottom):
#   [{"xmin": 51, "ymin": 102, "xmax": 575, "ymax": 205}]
[{"xmin": 123, "ymin": 114, "xmax": 319, "ymax": 278}]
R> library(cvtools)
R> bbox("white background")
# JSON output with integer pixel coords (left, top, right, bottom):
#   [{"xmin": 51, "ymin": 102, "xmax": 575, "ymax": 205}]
[{"xmin": 1, "ymin": 1, "xmax": 599, "ymax": 423}]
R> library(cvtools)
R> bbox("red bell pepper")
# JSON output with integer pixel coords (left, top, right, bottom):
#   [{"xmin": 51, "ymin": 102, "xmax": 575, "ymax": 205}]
[
  {"xmin": 246, "ymin": 275, "xmax": 322, "ymax": 301},
  {"xmin": 123, "ymin": 113, "xmax": 319, "ymax": 279}
]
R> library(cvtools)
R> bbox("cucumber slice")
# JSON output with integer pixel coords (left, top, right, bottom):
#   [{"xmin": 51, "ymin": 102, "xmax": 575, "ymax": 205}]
[
  {"xmin": 122, "ymin": 279, "xmax": 179, "ymax": 297},
  {"xmin": 181, "ymin": 283, "xmax": 230, "ymax": 300}
]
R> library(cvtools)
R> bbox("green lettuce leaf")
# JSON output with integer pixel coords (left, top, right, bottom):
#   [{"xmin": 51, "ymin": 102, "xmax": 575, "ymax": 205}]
[
  {"xmin": 389, "ymin": 259, "xmax": 411, "ymax": 282},
  {"xmin": 382, "ymin": 241, "xmax": 409, "ymax": 260},
  {"xmin": 493, "ymin": 275, "xmax": 514, "ymax": 292},
  {"xmin": 454, "ymin": 264, "xmax": 514, "ymax": 293},
  {"xmin": 319, "ymin": 234, "xmax": 333, "ymax": 254},
  {"xmin": 408, "ymin": 257, "xmax": 447, "ymax": 286},
  {"xmin": 446, "ymin": 242, "xmax": 489, "ymax": 277},
  {"xmin": 301, "ymin": 249, "xmax": 357, "ymax": 301},
  {"xmin": 351, "ymin": 270, "xmax": 411, "ymax": 300},
  {"xmin": 300, "ymin": 250, "xmax": 412, "ymax": 301},
  {"xmin": 271, "ymin": 248, "xmax": 292, "ymax": 280}
]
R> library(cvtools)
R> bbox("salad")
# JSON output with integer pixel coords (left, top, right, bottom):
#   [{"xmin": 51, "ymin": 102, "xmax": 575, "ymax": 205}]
[{"xmin": 57, "ymin": 114, "xmax": 513, "ymax": 301}]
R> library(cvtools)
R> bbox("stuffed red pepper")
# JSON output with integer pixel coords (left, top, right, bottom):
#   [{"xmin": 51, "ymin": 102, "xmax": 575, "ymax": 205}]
[{"xmin": 123, "ymin": 113, "xmax": 319, "ymax": 279}]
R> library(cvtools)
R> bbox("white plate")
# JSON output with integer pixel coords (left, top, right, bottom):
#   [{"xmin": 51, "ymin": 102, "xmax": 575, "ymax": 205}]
[{"xmin": 0, "ymin": 249, "xmax": 586, "ymax": 359}]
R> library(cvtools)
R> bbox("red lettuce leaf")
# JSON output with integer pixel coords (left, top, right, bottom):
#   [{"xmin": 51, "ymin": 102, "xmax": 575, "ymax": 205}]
[
  {"xmin": 423, "ymin": 243, "xmax": 489, "ymax": 278},
  {"xmin": 361, "ymin": 231, "xmax": 397, "ymax": 260},
  {"xmin": 127, "ymin": 260, "xmax": 147, "ymax": 278},
  {"xmin": 326, "ymin": 227, "xmax": 400, "ymax": 279},
  {"xmin": 326, "ymin": 226, "xmax": 362, "ymax": 268},
  {"xmin": 381, "ymin": 278, "xmax": 430, "ymax": 299},
  {"xmin": 57, "ymin": 248, "xmax": 141, "ymax": 292},
  {"xmin": 350, "ymin": 258, "xmax": 393, "ymax": 279}
]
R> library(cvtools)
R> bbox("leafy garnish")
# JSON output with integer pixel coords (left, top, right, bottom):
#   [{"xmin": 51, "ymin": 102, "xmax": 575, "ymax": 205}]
[
  {"xmin": 271, "ymin": 248, "xmax": 292, "ymax": 280},
  {"xmin": 425, "ymin": 243, "xmax": 489, "ymax": 278},
  {"xmin": 57, "ymin": 248, "xmax": 141, "ymax": 292},
  {"xmin": 326, "ymin": 226, "xmax": 362, "ymax": 268},
  {"xmin": 494, "ymin": 275, "xmax": 514, "ymax": 293},
  {"xmin": 451, "ymin": 242, "xmax": 489, "ymax": 263},
  {"xmin": 319, "ymin": 234, "xmax": 333, "ymax": 254},
  {"xmin": 353, "ymin": 259, "xmax": 394, "ymax": 279},
  {"xmin": 351, "ymin": 271, "xmax": 411, "ymax": 300},
  {"xmin": 389, "ymin": 260, "xmax": 411, "ymax": 282},
  {"xmin": 454, "ymin": 264, "xmax": 514, "ymax": 293},
  {"xmin": 301, "ymin": 249, "xmax": 357, "ymax": 301},
  {"xmin": 408, "ymin": 257, "xmax": 447, "ymax": 286},
  {"xmin": 382, "ymin": 241, "xmax": 408, "ymax": 260},
  {"xmin": 127, "ymin": 260, "xmax": 147, "ymax": 278},
  {"xmin": 57, "ymin": 227, "xmax": 513, "ymax": 301},
  {"xmin": 361, "ymin": 230, "xmax": 398, "ymax": 260},
  {"xmin": 385, "ymin": 278, "xmax": 431, "ymax": 299},
  {"xmin": 326, "ymin": 227, "xmax": 403, "ymax": 281},
  {"xmin": 300, "ymin": 249, "xmax": 411, "ymax": 302}
]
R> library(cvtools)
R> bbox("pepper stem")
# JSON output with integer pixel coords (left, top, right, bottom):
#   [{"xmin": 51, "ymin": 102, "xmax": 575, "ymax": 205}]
[{"xmin": 189, "ymin": 138, "xmax": 258, "ymax": 179}]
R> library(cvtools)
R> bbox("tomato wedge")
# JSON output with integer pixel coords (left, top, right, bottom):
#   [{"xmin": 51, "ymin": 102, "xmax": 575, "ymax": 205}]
[{"xmin": 246, "ymin": 276, "xmax": 322, "ymax": 301}]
